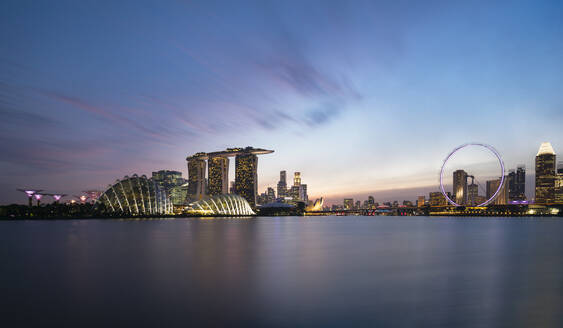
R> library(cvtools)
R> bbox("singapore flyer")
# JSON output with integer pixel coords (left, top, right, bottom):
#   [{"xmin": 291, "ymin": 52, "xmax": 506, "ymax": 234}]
[{"xmin": 440, "ymin": 143, "xmax": 505, "ymax": 207}]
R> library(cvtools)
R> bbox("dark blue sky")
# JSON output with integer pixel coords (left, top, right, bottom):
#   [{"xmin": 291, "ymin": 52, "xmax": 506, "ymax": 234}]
[{"xmin": 1, "ymin": 0, "xmax": 562, "ymax": 204}]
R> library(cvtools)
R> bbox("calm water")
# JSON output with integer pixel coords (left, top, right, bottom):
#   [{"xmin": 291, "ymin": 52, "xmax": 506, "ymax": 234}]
[{"xmin": 1, "ymin": 216, "xmax": 562, "ymax": 327}]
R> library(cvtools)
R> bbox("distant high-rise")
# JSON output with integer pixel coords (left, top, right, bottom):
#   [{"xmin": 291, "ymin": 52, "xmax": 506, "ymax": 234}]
[
  {"xmin": 152, "ymin": 170, "xmax": 185, "ymax": 190},
  {"xmin": 267, "ymin": 187, "xmax": 276, "ymax": 202},
  {"xmin": 187, "ymin": 153, "xmax": 207, "ymax": 200},
  {"xmin": 555, "ymin": 173, "xmax": 563, "ymax": 204},
  {"xmin": 343, "ymin": 198, "xmax": 353, "ymax": 209},
  {"xmin": 293, "ymin": 172, "xmax": 301, "ymax": 186},
  {"xmin": 429, "ymin": 192, "xmax": 449, "ymax": 206},
  {"xmin": 467, "ymin": 183, "xmax": 478, "ymax": 205},
  {"xmin": 453, "ymin": 170, "xmax": 468, "ymax": 205},
  {"xmin": 299, "ymin": 184, "xmax": 308, "ymax": 203},
  {"xmin": 556, "ymin": 161, "xmax": 563, "ymax": 204},
  {"xmin": 535, "ymin": 142, "xmax": 556, "ymax": 204},
  {"xmin": 208, "ymin": 155, "xmax": 229, "ymax": 196},
  {"xmin": 486, "ymin": 178, "xmax": 507, "ymax": 205},
  {"xmin": 417, "ymin": 196, "xmax": 425, "ymax": 207},
  {"xmin": 277, "ymin": 171, "xmax": 287, "ymax": 198},
  {"xmin": 515, "ymin": 165, "xmax": 526, "ymax": 200},
  {"xmin": 368, "ymin": 196, "xmax": 375, "ymax": 207},
  {"xmin": 507, "ymin": 166, "xmax": 526, "ymax": 201}
]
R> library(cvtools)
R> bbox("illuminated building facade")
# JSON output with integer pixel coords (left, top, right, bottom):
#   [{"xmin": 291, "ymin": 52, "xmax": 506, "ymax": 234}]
[
  {"xmin": 152, "ymin": 170, "xmax": 185, "ymax": 190},
  {"xmin": 208, "ymin": 156, "xmax": 229, "ymax": 196},
  {"xmin": 235, "ymin": 153, "xmax": 259, "ymax": 208},
  {"xmin": 467, "ymin": 183, "xmax": 478, "ymax": 205},
  {"xmin": 343, "ymin": 198, "xmax": 353, "ymax": 209},
  {"xmin": 294, "ymin": 172, "xmax": 301, "ymax": 186},
  {"xmin": 186, "ymin": 147, "xmax": 273, "ymax": 207},
  {"xmin": 97, "ymin": 174, "xmax": 172, "ymax": 215},
  {"xmin": 555, "ymin": 173, "xmax": 563, "ymax": 204},
  {"xmin": 186, "ymin": 194, "xmax": 255, "ymax": 216},
  {"xmin": 277, "ymin": 171, "xmax": 287, "ymax": 198},
  {"xmin": 417, "ymin": 196, "xmax": 425, "ymax": 207},
  {"xmin": 429, "ymin": 191, "xmax": 449, "ymax": 206},
  {"xmin": 267, "ymin": 187, "xmax": 276, "ymax": 200},
  {"xmin": 508, "ymin": 165, "xmax": 526, "ymax": 201},
  {"xmin": 187, "ymin": 153, "xmax": 207, "ymax": 200},
  {"xmin": 486, "ymin": 177, "xmax": 507, "ymax": 205},
  {"xmin": 535, "ymin": 142, "xmax": 556, "ymax": 204},
  {"xmin": 453, "ymin": 170, "xmax": 468, "ymax": 205}
]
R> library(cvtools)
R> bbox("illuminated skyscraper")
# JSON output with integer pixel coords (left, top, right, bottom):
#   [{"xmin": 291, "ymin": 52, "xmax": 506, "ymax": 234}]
[
  {"xmin": 555, "ymin": 161, "xmax": 563, "ymax": 204},
  {"xmin": 208, "ymin": 155, "xmax": 229, "ymax": 196},
  {"xmin": 187, "ymin": 152, "xmax": 207, "ymax": 200},
  {"xmin": 277, "ymin": 171, "xmax": 287, "ymax": 198},
  {"xmin": 535, "ymin": 142, "xmax": 556, "ymax": 204},
  {"xmin": 417, "ymin": 196, "xmax": 425, "ymax": 207},
  {"xmin": 368, "ymin": 196, "xmax": 375, "ymax": 207},
  {"xmin": 235, "ymin": 153, "xmax": 259, "ymax": 208},
  {"xmin": 453, "ymin": 170, "xmax": 468, "ymax": 205},
  {"xmin": 343, "ymin": 198, "xmax": 353, "ymax": 209},
  {"xmin": 467, "ymin": 183, "xmax": 478, "ymax": 205},
  {"xmin": 293, "ymin": 172, "xmax": 301, "ymax": 186},
  {"xmin": 486, "ymin": 178, "xmax": 507, "ymax": 205}
]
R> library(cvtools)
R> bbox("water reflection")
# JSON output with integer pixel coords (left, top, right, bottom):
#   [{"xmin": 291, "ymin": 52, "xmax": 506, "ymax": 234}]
[{"xmin": 0, "ymin": 217, "xmax": 562, "ymax": 327}]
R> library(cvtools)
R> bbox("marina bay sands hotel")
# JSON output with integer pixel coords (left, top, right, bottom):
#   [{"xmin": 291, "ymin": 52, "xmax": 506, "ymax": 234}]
[{"xmin": 186, "ymin": 147, "xmax": 274, "ymax": 208}]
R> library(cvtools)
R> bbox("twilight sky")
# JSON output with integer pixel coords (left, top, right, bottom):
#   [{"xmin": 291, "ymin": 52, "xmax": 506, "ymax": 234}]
[{"xmin": 1, "ymin": 0, "xmax": 562, "ymax": 205}]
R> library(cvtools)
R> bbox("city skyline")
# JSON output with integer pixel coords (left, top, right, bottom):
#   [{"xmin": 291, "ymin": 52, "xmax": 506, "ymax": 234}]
[{"xmin": 2, "ymin": 1, "xmax": 563, "ymax": 204}]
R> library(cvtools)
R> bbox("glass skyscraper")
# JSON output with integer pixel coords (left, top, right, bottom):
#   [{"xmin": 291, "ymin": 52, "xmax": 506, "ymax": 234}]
[
  {"xmin": 535, "ymin": 142, "xmax": 556, "ymax": 204},
  {"xmin": 453, "ymin": 170, "xmax": 468, "ymax": 205}
]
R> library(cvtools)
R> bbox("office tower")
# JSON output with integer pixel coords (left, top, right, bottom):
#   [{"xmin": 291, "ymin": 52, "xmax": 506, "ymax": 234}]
[
  {"xmin": 290, "ymin": 185, "xmax": 300, "ymax": 201},
  {"xmin": 208, "ymin": 155, "xmax": 229, "ymax": 196},
  {"xmin": 515, "ymin": 165, "xmax": 526, "ymax": 200},
  {"xmin": 467, "ymin": 183, "xmax": 478, "ymax": 205},
  {"xmin": 487, "ymin": 178, "xmax": 507, "ymax": 205},
  {"xmin": 267, "ymin": 187, "xmax": 275, "ymax": 202},
  {"xmin": 294, "ymin": 172, "xmax": 301, "ymax": 186},
  {"xmin": 508, "ymin": 166, "xmax": 526, "ymax": 201},
  {"xmin": 417, "ymin": 196, "xmax": 425, "ymax": 207},
  {"xmin": 187, "ymin": 153, "xmax": 207, "ymax": 200},
  {"xmin": 344, "ymin": 198, "xmax": 353, "ymax": 209},
  {"xmin": 453, "ymin": 170, "xmax": 468, "ymax": 205},
  {"xmin": 555, "ymin": 173, "xmax": 563, "ymax": 204},
  {"xmin": 429, "ymin": 191, "xmax": 449, "ymax": 206},
  {"xmin": 556, "ymin": 161, "xmax": 563, "ymax": 204},
  {"xmin": 152, "ymin": 170, "xmax": 185, "ymax": 190},
  {"xmin": 355, "ymin": 200, "xmax": 361, "ymax": 209},
  {"xmin": 277, "ymin": 171, "xmax": 287, "ymax": 198},
  {"xmin": 235, "ymin": 153, "xmax": 259, "ymax": 208},
  {"xmin": 299, "ymin": 184, "xmax": 308, "ymax": 203},
  {"xmin": 507, "ymin": 169, "xmax": 516, "ymax": 200},
  {"xmin": 535, "ymin": 142, "xmax": 556, "ymax": 204},
  {"xmin": 368, "ymin": 196, "xmax": 375, "ymax": 207}
]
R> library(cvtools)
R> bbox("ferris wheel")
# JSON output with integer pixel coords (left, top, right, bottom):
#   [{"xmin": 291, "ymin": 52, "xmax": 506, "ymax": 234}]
[{"xmin": 440, "ymin": 143, "xmax": 505, "ymax": 207}]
